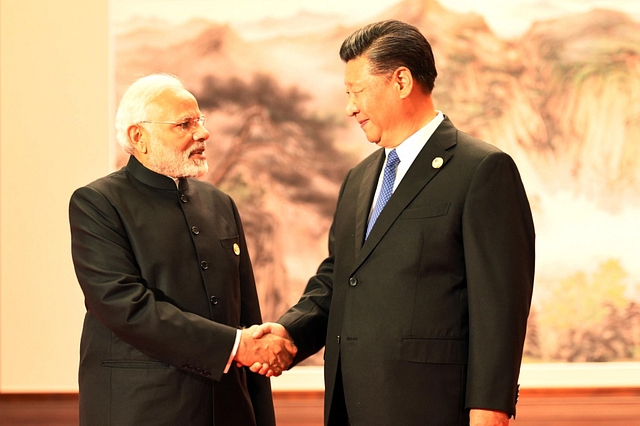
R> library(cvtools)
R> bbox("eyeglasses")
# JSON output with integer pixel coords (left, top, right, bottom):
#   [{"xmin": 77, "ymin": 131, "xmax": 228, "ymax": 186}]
[{"xmin": 138, "ymin": 116, "xmax": 205, "ymax": 133}]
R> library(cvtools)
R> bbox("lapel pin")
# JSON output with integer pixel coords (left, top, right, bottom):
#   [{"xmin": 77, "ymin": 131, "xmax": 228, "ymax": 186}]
[
  {"xmin": 432, "ymin": 157, "xmax": 444, "ymax": 169},
  {"xmin": 233, "ymin": 243, "xmax": 240, "ymax": 256}
]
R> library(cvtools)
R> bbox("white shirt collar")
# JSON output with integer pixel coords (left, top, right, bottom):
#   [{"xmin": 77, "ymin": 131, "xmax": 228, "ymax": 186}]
[{"xmin": 386, "ymin": 110, "xmax": 444, "ymax": 189}]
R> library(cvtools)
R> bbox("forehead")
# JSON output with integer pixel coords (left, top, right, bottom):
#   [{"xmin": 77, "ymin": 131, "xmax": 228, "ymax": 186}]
[
  {"xmin": 344, "ymin": 56, "xmax": 374, "ymax": 88},
  {"xmin": 148, "ymin": 87, "xmax": 200, "ymax": 119}
]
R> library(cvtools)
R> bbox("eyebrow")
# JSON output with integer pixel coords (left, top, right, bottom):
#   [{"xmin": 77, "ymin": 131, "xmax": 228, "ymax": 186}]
[{"xmin": 175, "ymin": 114, "xmax": 200, "ymax": 121}]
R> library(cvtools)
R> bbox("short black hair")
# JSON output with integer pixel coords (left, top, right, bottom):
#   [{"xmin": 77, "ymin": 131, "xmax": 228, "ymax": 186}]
[{"xmin": 340, "ymin": 20, "xmax": 437, "ymax": 93}]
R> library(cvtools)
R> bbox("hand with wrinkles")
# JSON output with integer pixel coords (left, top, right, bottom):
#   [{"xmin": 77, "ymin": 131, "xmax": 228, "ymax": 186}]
[
  {"xmin": 247, "ymin": 322, "xmax": 295, "ymax": 377},
  {"xmin": 233, "ymin": 325, "xmax": 297, "ymax": 377}
]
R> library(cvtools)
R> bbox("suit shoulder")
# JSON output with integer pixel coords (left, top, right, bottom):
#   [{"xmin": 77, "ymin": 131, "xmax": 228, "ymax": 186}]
[
  {"xmin": 451, "ymin": 131, "xmax": 521, "ymax": 173},
  {"xmin": 455, "ymin": 130, "xmax": 503, "ymax": 157},
  {"xmin": 440, "ymin": 116, "xmax": 501, "ymax": 156},
  {"xmin": 71, "ymin": 168, "xmax": 128, "ymax": 198}
]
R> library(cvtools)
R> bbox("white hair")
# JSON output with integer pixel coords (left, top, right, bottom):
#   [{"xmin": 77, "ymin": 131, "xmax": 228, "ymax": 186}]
[{"xmin": 115, "ymin": 73, "xmax": 185, "ymax": 154}]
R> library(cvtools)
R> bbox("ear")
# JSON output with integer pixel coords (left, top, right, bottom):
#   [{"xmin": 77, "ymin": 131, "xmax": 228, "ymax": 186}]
[
  {"xmin": 393, "ymin": 66, "xmax": 414, "ymax": 99},
  {"xmin": 127, "ymin": 124, "xmax": 148, "ymax": 154}
]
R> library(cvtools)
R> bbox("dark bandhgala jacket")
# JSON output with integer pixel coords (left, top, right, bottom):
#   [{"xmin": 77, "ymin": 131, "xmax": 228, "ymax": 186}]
[
  {"xmin": 69, "ymin": 156, "xmax": 275, "ymax": 426},
  {"xmin": 279, "ymin": 117, "xmax": 535, "ymax": 426}
]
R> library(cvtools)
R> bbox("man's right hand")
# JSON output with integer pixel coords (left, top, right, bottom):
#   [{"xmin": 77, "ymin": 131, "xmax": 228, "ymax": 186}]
[{"xmin": 233, "ymin": 325, "xmax": 297, "ymax": 377}]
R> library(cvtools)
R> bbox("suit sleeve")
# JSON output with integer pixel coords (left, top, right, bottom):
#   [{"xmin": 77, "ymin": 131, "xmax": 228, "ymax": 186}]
[
  {"xmin": 69, "ymin": 186, "xmax": 238, "ymax": 381},
  {"xmin": 462, "ymin": 152, "xmax": 535, "ymax": 416},
  {"xmin": 277, "ymin": 170, "xmax": 353, "ymax": 364}
]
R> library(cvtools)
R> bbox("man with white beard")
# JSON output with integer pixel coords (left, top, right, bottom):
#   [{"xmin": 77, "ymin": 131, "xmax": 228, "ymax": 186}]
[{"xmin": 69, "ymin": 73, "xmax": 296, "ymax": 426}]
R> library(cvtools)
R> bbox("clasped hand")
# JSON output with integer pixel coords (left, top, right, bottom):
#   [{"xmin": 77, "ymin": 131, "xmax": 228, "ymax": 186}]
[{"xmin": 233, "ymin": 323, "xmax": 296, "ymax": 377}]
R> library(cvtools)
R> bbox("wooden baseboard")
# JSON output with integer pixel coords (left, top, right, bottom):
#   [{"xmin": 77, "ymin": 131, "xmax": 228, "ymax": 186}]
[
  {"xmin": 520, "ymin": 387, "xmax": 640, "ymax": 397},
  {"xmin": 2, "ymin": 389, "xmax": 640, "ymax": 426},
  {"xmin": 2, "ymin": 387, "xmax": 640, "ymax": 400},
  {"xmin": 272, "ymin": 390, "xmax": 324, "ymax": 399},
  {"xmin": 0, "ymin": 391, "xmax": 320, "ymax": 401},
  {"xmin": 0, "ymin": 393, "xmax": 78, "ymax": 401}
]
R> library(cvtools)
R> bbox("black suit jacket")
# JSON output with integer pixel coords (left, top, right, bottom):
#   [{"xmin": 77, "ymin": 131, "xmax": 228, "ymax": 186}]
[
  {"xmin": 279, "ymin": 117, "xmax": 535, "ymax": 426},
  {"xmin": 69, "ymin": 156, "xmax": 275, "ymax": 426}
]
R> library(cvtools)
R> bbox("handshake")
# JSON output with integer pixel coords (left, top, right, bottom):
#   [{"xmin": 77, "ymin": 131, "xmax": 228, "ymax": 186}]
[{"xmin": 233, "ymin": 323, "xmax": 297, "ymax": 377}]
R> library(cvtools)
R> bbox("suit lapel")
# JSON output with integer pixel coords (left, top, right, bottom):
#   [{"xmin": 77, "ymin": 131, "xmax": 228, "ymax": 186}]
[
  {"xmin": 354, "ymin": 150, "xmax": 385, "ymax": 254},
  {"xmin": 351, "ymin": 118, "xmax": 458, "ymax": 274}
]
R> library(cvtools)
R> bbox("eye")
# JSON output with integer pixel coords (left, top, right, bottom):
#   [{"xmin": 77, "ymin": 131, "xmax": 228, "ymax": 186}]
[{"xmin": 178, "ymin": 119, "xmax": 192, "ymax": 132}]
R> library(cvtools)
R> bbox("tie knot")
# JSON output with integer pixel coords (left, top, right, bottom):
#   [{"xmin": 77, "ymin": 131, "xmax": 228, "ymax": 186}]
[{"xmin": 386, "ymin": 149, "xmax": 400, "ymax": 169}]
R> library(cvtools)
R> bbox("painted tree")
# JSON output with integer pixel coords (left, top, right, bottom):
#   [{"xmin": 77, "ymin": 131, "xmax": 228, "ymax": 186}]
[
  {"xmin": 195, "ymin": 73, "xmax": 352, "ymax": 325},
  {"xmin": 540, "ymin": 259, "xmax": 640, "ymax": 361}
]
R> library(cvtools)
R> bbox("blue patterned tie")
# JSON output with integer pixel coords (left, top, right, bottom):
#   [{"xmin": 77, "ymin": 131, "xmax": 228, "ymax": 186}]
[{"xmin": 366, "ymin": 149, "xmax": 400, "ymax": 240}]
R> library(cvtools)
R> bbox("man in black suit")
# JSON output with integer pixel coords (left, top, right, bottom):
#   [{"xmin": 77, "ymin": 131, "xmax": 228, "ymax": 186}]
[
  {"xmin": 253, "ymin": 20, "xmax": 535, "ymax": 426},
  {"xmin": 69, "ymin": 73, "xmax": 296, "ymax": 426}
]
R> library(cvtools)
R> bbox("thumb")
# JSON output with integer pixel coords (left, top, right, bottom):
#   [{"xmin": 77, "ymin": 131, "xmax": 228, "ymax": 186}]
[{"xmin": 252, "ymin": 323, "xmax": 275, "ymax": 339}]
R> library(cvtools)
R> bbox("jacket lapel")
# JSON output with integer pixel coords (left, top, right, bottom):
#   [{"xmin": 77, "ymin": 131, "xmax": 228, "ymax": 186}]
[
  {"xmin": 351, "ymin": 118, "xmax": 458, "ymax": 275},
  {"xmin": 354, "ymin": 150, "xmax": 385, "ymax": 254}
]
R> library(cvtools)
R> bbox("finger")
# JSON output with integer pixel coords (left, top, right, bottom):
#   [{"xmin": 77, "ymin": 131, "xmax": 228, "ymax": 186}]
[
  {"xmin": 251, "ymin": 323, "xmax": 273, "ymax": 339},
  {"xmin": 285, "ymin": 341, "xmax": 298, "ymax": 356},
  {"xmin": 268, "ymin": 366, "xmax": 281, "ymax": 377},
  {"xmin": 268, "ymin": 343, "xmax": 293, "ymax": 368},
  {"xmin": 279, "ymin": 345, "xmax": 295, "ymax": 365},
  {"xmin": 278, "ymin": 353, "xmax": 292, "ymax": 367},
  {"xmin": 258, "ymin": 363, "xmax": 270, "ymax": 375},
  {"xmin": 248, "ymin": 362, "xmax": 268, "ymax": 375},
  {"xmin": 274, "ymin": 355, "xmax": 291, "ymax": 371},
  {"xmin": 245, "ymin": 324, "xmax": 259, "ymax": 333}
]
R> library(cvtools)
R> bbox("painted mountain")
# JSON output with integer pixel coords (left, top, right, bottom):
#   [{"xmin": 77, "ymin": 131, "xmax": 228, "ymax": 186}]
[{"xmin": 114, "ymin": 0, "xmax": 640, "ymax": 362}]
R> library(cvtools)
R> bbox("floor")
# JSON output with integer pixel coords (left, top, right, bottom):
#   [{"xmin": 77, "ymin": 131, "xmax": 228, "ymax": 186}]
[{"xmin": 1, "ymin": 390, "xmax": 639, "ymax": 425}]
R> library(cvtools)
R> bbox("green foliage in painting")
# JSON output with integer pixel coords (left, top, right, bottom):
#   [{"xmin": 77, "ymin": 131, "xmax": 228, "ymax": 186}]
[{"xmin": 536, "ymin": 259, "xmax": 640, "ymax": 361}]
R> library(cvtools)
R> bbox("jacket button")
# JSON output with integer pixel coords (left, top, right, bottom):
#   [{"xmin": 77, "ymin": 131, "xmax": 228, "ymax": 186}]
[
  {"xmin": 210, "ymin": 296, "xmax": 218, "ymax": 305},
  {"xmin": 349, "ymin": 277, "xmax": 358, "ymax": 287},
  {"xmin": 203, "ymin": 371, "xmax": 211, "ymax": 378},
  {"xmin": 200, "ymin": 261, "xmax": 209, "ymax": 270},
  {"xmin": 180, "ymin": 194, "xmax": 188, "ymax": 203},
  {"xmin": 191, "ymin": 226, "xmax": 200, "ymax": 235}
]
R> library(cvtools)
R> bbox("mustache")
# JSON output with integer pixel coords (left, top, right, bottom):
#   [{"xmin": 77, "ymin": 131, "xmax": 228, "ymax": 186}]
[{"xmin": 187, "ymin": 143, "xmax": 206, "ymax": 155}]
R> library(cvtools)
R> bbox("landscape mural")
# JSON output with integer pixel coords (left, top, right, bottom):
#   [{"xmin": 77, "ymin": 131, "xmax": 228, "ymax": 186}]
[{"xmin": 111, "ymin": 0, "xmax": 640, "ymax": 365}]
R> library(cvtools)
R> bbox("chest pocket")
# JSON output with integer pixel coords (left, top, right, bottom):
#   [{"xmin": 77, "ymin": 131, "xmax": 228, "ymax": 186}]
[
  {"xmin": 220, "ymin": 235, "xmax": 240, "ymax": 258},
  {"xmin": 400, "ymin": 202, "xmax": 450, "ymax": 220}
]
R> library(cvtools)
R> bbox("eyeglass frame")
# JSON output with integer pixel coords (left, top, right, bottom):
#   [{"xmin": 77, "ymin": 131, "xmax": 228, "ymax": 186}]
[{"xmin": 138, "ymin": 115, "xmax": 206, "ymax": 133}]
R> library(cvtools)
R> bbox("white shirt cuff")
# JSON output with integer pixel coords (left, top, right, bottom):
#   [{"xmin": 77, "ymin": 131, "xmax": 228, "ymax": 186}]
[{"xmin": 224, "ymin": 329, "xmax": 242, "ymax": 374}]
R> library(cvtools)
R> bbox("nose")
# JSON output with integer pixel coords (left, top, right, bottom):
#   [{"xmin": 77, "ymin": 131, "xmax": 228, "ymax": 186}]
[
  {"xmin": 193, "ymin": 121, "xmax": 210, "ymax": 141},
  {"xmin": 345, "ymin": 97, "xmax": 359, "ymax": 117}
]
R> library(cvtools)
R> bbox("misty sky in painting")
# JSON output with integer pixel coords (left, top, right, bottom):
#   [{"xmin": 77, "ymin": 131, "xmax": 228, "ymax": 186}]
[{"xmin": 111, "ymin": 0, "xmax": 640, "ymax": 38}]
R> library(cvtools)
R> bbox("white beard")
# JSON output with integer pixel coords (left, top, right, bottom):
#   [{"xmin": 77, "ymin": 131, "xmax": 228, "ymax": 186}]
[{"xmin": 146, "ymin": 140, "xmax": 208, "ymax": 178}]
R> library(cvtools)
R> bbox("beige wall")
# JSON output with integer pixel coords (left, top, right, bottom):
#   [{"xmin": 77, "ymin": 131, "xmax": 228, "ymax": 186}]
[
  {"xmin": 0, "ymin": 0, "xmax": 109, "ymax": 391},
  {"xmin": 1, "ymin": 0, "xmax": 638, "ymax": 394}
]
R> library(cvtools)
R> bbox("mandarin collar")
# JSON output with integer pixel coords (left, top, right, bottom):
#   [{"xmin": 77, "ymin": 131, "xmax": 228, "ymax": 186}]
[{"xmin": 125, "ymin": 156, "xmax": 189, "ymax": 191}]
